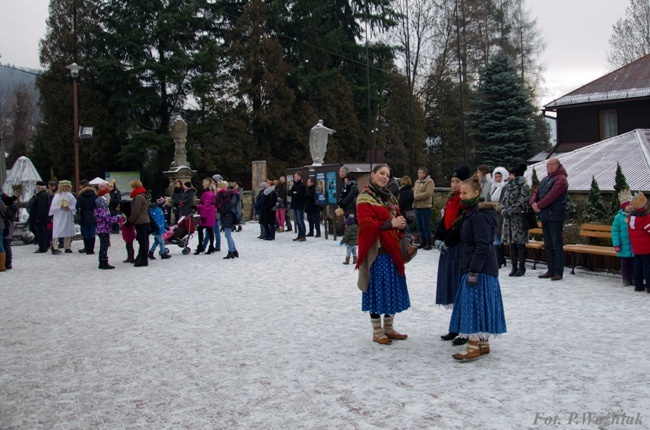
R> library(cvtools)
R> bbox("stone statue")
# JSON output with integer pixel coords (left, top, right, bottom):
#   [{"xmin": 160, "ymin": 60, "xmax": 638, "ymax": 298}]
[
  {"xmin": 170, "ymin": 116, "xmax": 190, "ymax": 167},
  {"xmin": 309, "ymin": 120, "xmax": 335, "ymax": 166}
]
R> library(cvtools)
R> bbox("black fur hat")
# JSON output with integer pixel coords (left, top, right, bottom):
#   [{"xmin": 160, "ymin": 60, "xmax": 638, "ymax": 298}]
[
  {"xmin": 450, "ymin": 164, "xmax": 470, "ymax": 181},
  {"xmin": 510, "ymin": 163, "xmax": 527, "ymax": 177}
]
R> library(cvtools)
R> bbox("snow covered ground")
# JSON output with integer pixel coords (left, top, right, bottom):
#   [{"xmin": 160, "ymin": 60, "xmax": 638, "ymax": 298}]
[{"xmin": 1, "ymin": 222, "xmax": 649, "ymax": 430}]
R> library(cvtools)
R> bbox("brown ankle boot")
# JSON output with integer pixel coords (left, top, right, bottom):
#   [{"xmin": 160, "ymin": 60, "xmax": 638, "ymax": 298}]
[
  {"xmin": 353, "ymin": 256, "xmax": 358, "ymax": 264},
  {"xmin": 478, "ymin": 339, "xmax": 490, "ymax": 355},
  {"xmin": 383, "ymin": 315, "xmax": 407, "ymax": 340},
  {"xmin": 452, "ymin": 338, "xmax": 481, "ymax": 361},
  {"xmin": 343, "ymin": 256, "xmax": 350, "ymax": 265},
  {"xmin": 371, "ymin": 317, "xmax": 391, "ymax": 345}
]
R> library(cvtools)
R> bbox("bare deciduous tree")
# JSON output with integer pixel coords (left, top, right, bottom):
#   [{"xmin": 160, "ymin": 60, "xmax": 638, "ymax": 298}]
[{"xmin": 607, "ymin": 0, "xmax": 650, "ymax": 69}]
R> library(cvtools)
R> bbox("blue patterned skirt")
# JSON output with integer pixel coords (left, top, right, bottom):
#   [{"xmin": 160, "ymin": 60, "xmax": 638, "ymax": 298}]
[
  {"xmin": 436, "ymin": 245, "xmax": 462, "ymax": 307},
  {"xmin": 361, "ymin": 254, "xmax": 410, "ymax": 315},
  {"xmin": 448, "ymin": 273, "xmax": 507, "ymax": 337}
]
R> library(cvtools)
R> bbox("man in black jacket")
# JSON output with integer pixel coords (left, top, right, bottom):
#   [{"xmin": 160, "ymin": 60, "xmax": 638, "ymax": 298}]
[
  {"xmin": 338, "ymin": 168, "xmax": 358, "ymax": 218},
  {"xmin": 290, "ymin": 172, "xmax": 307, "ymax": 241},
  {"xmin": 30, "ymin": 181, "xmax": 51, "ymax": 253}
]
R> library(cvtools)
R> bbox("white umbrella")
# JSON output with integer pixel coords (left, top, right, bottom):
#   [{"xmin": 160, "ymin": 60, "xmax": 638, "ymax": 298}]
[{"xmin": 88, "ymin": 177, "xmax": 108, "ymax": 185}]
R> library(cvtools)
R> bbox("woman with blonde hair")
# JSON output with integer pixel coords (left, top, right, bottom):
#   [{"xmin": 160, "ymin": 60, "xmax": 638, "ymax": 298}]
[
  {"xmin": 195, "ymin": 177, "xmax": 217, "ymax": 254},
  {"xmin": 49, "ymin": 180, "xmax": 77, "ymax": 254}
]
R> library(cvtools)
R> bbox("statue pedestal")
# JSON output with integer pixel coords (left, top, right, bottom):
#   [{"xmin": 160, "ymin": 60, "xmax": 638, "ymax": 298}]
[{"xmin": 164, "ymin": 116, "xmax": 195, "ymax": 194}]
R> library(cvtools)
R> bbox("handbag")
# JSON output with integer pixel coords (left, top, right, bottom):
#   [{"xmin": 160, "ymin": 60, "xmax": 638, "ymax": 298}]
[
  {"xmin": 401, "ymin": 231, "xmax": 419, "ymax": 263},
  {"xmin": 524, "ymin": 209, "xmax": 538, "ymax": 230},
  {"xmin": 405, "ymin": 210, "xmax": 415, "ymax": 222}
]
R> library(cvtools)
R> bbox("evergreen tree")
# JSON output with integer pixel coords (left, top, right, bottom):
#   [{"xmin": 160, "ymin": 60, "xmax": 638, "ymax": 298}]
[
  {"xmin": 608, "ymin": 162, "xmax": 631, "ymax": 221},
  {"xmin": 583, "ymin": 176, "xmax": 608, "ymax": 224},
  {"xmin": 531, "ymin": 166, "xmax": 540, "ymax": 194},
  {"xmin": 468, "ymin": 52, "xmax": 536, "ymax": 168}
]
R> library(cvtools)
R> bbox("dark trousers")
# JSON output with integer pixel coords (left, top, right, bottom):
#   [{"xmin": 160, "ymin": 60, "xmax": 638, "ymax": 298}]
[
  {"xmin": 293, "ymin": 209, "xmax": 306, "ymax": 237},
  {"xmin": 35, "ymin": 224, "xmax": 49, "ymax": 251},
  {"xmin": 3, "ymin": 239, "xmax": 11, "ymax": 267},
  {"xmin": 541, "ymin": 220, "xmax": 564, "ymax": 276},
  {"xmin": 633, "ymin": 254, "xmax": 650, "ymax": 289},
  {"xmin": 135, "ymin": 224, "xmax": 150, "ymax": 264},
  {"xmin": 307, "ymin": 210, "xmax": 320, "ymax": 236},
  {"xmin": 414, "ymin": 208, "xmax": 432, "ymax": 245},
  {"xmin": 620, "ymin": 257, "xmax": 634, "ymax": 283},
  {"xmin": 98, "ymin": 233, "xmax": 110, "ymax": 260}
]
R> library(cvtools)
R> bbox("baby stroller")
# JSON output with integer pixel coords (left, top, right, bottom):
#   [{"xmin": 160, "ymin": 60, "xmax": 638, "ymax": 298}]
[{"xmin": 163, "ymin": 215, "xmax": 196, "ymax": 255}]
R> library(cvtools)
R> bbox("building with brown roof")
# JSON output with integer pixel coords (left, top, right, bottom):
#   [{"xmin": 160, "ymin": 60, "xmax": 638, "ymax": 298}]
[{"xmin": 543, "ymin": 53, "xmax": 650, "ymax": 156}]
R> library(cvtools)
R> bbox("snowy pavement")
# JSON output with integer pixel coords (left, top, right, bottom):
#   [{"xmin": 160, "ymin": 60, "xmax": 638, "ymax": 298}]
[{"xmin": 1, "ymin": 222, "xmax": 649, "ymax": 430}]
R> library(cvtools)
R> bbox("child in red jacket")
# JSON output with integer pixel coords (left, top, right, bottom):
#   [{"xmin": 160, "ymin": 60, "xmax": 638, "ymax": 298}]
[{"xmin": 628, "ymin": 192, "xmax": 650, "ymax": 292}]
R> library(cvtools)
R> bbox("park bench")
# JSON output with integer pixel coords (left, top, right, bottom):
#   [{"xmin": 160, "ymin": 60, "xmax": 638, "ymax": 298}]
[
  {"xmin": 525, "ymin": 221, "xmax": 544, "ymax": 269},
  {"xmin": 563, "ymin": 224, "xmax": 616, "ymax": 275}
]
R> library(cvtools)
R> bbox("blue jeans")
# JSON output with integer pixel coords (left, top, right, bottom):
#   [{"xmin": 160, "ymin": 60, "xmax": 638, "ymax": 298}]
[
  {"xmin": 346, "ymin": 245, "xmax": 357, "ymax": 258},
  {"xmin": 293, "ymin": 209, "xmax": 306, "ymax": 237},
  {"xmin": 0, "ymin": 230, "xmax": 5, "ymax": 252},
  {"xmin": 80, "ymin": 224, "xmax": 96, "ymax": 239},
  {"xmin": 224, "ymin": 228, "xmax": 236, "ymax": 252},
  {"xmin": 150, "ymin": 233, "xmax": 165, "ymax": 255},
  {"xmin": 541, "ymin": 220, "xmax": 564, "ymax": 276},
  {"xmin": 493, "ymin": 233, "xmax": 502, "ymax": 245},
  {"xmin": 414, "ymin": 208, "xmax": 432, "ymax": 245}
]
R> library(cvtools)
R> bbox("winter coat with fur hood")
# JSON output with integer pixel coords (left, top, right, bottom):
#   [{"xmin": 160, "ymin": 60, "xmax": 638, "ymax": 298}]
[
  {"xmin": 459, "ymin": 201, "xmax": 499, "ymax": 277},
  {"xmin": 501, "ymin": 176, "xmax": 530, "ymax": 244}
]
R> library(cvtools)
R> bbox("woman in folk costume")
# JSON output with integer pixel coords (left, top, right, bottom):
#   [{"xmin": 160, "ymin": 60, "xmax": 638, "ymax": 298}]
[
  {"xmin": 355, "ymin": 164, "xmax": 410, "ymax": 345},
  {"xmin": 49, "ymin": 180, "xmax": 77, "ymax": 254},
  {"xmin": 433, "ymin": 164, "xmax": 470, "ymax": 344},
  {"xmin": 448, "ymin": 175, "xmax": 506, "ymax": 361}
]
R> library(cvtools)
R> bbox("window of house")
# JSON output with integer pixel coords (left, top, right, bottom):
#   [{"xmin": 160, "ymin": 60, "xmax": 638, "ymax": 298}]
[{"xmin": 599, "ymin": 110, "xmax": 618, "ymax": 140}]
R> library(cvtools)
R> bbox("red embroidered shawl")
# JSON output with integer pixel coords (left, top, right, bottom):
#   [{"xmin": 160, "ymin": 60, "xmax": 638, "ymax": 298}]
[{"xmin": 355, "ymin": 186, "xmax": 405, "ymax": 275}]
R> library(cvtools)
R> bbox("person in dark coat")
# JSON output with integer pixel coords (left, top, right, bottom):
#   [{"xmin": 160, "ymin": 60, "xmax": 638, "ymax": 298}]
[
  {"xmin": 29, "ymin": 181, "xmax": 51, "ymax": 253},
  {"xmin": 254, "ymin": 182, "xmax": 268, "ymax": 239},
  {"xmin": 305, "ymin": 177, "xmax": 321, "ymax": 237},
  {"xmin": 433, "ymin": 164, "xmax": 470, "ymax": 344},
  {"xmin": 398, "ymin": 176, "xmax": 414, "ymax": 232},
  {"xmin": 217, "ymin": 188, "xmax": 239, "ymax": 259},
  {"xmin": 178, "ymin": 182, "xmax": 196, "ymax": 218},
  {"xmin": 530, "ymin": 158, "xmax": 569, "ymax": 281},
  {"xmin": 171, "ymin": 180, "xmax": 184, "ymax": 224},
  {"xmin": 75, "ymin": 180, "xmax": 98, "ymax": 254},
  {"xmin": 337, "ymin": 170, "xmax": 358, "ymax": 218},
  {"xmin": 501, "ymin": 163, "xmax": 531, "ymax": 277},
  {"xmin": 260, "ymin": 181, "xmax": 278, "ymax": 241},
  {"xmin": 109, "ymin": 179, "xmax": 122, "ymax": 233},
  {"xmin": 1, "ymin": 194, "xmax": 18, "ymax": 270},
  {"xmin": 290, "ymin": 172, "xmax": 307, "ymax": 241},
  {"xmin": 448, "ymin": 175, "xmax": 506, "ymax": 361}
]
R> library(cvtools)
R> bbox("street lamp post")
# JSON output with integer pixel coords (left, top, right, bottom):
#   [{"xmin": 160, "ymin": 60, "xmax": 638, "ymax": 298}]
[{"xmin": 66, "ymin": 63, "xmax": 83, "ymax": 193}]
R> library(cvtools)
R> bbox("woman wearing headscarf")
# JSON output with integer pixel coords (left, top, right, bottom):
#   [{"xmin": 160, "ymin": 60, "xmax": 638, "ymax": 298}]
[
  {"xmin": 433, "ymin": 164, "xmax": 470, "ymax": 344},
  {"xmin": 356, "ymin": 164, "xmax": 410, "ymax": 345}
]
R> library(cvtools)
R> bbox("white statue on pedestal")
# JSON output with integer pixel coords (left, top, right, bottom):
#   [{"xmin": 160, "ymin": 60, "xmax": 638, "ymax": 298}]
[{"xmin": 309, "ymin": 119, "xmax": 335, "ymax": 166}]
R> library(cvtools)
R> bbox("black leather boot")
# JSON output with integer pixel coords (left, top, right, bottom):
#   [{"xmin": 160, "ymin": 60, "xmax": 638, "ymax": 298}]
[
  {"xmin": 223, "ymin": 251, "xmax": 234, "ymax": 259},
  {"xmin": 194, "ymin": 245, "xmax": 204, "ymax": 255},
  {"xmin": 514, "ymin": 244, "xmax": 526, "ymax": 276},
  {"xmin": 508, "ymin": 244, "xmax": 518, "ymax": 277}
]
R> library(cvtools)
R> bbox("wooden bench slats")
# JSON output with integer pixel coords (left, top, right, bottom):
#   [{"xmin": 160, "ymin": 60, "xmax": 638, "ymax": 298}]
[
  {"xmin": 580, "ymin": 224, "xmax": 612, "ymax": 232},
  {"xmin": 564, "ymin": 224, "xmax": 615, "ymax": 274}
]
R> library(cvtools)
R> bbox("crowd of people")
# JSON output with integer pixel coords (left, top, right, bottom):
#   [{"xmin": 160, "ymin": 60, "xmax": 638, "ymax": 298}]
[
  {"xmin": 0, "ymin": 175, "xmax": 246, "ymax": 271},
  {"xmin": 5, "ymin": 157, "xmax": 650, "ymax": 361}
]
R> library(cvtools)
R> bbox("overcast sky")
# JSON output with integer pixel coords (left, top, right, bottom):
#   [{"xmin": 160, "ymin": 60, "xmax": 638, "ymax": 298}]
[{"xmin": 0, "ymin": 0, "xmax": 631, "ymax": 107}]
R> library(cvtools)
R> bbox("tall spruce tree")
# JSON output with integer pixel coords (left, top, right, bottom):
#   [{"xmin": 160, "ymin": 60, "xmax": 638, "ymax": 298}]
[
  {"xmin": 468, "ymin": 52, "xmax": 536, "ymax": 168},
  {"xmin": 583, "ymin": 176, "xmax": 608, "ymax": 224}
]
